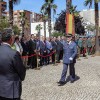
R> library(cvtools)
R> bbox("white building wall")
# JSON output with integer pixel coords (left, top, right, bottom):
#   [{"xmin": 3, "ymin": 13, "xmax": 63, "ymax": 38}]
[
  {"xmin": 80, "ymin": 9, "xmax": 100, "ymax": 26},
  {"xmin": 31, "ymin": 22, "xmax": 54, "ymax": 37}
]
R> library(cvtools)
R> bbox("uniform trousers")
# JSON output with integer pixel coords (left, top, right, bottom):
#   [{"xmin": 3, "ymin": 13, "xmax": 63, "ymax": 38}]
[
  {"xmin": 0, "ymin": 96, "xmax": 20, "ymax": 100},
  {"xmin": 60, "ymin": 63, "xmax": 75, "ymax": 82}
]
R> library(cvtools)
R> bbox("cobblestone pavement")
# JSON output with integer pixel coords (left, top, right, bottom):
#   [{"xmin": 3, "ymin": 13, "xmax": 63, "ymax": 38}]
[{"xmin": 22, "ymin": 56, "xmax": 100, "ymax": 100}]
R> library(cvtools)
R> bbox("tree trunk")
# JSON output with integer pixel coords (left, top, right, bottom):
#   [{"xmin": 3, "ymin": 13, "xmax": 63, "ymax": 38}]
[
  {"xmin": 94, "ymin": 2, "xmax": 100, "ymax": 55},
  {"xmin": 48, "ymin": 7, "xmax": 51, "ymax": 38},
  {"xmin": 9, "ymin": 0, "xmax": 13, "ymax": 29},
  {"xmin": 44, "ymin": 20, "xmax": 46, "ymax": 37},
  {"xmin": 22, "ymin": 24, "xmax": 24, "ymax": 35},
  {"xmin": 66, "ymin": 0, "xmax": 72, "ymax": 13},
  {"xmin": 38, "ymin": 30, "xmax": 40, "ymax": 40}
]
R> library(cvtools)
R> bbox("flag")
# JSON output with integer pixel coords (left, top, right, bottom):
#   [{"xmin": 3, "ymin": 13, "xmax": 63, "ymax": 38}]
[{"xmin": 66, "ymin": 13, "xmax": 75, "ymax": 35}]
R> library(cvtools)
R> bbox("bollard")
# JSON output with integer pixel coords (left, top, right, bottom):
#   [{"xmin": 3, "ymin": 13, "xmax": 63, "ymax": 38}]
[
  {"xmin": 91, "ymin": 54, "xmax": 95, "ymax": 57},
  {"xmin": 53, "ymin": 52, "xmax": 58, "ymax": 66},
  {"xmin": 77, "ymin": 53, "xmax": 81, "ymax": 61},
  {"xmin": 77, "ymin": 47, "xmax": 81, "ymax": 61},
  {"xmin": 34, "ymin": 53, "xmax": 40, "ymax": 70}
]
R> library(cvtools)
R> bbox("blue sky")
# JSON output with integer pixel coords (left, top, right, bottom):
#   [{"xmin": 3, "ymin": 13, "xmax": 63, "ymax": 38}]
[{"xmin": 6, "ymin": 0, "xmax": 98, "ymax": 15}]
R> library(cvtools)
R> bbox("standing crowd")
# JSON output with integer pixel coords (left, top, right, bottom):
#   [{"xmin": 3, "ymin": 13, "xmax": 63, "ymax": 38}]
[
  {"xmin": 11, "ymin": 34, "xmax": 98, "ymax": 68},
  {"xmin": 77, "ymin": 37, "xmax": 96, "ymax": 57},
  {"xmin": 0, "ymin": 33, "xmax": 98, "ymax": 69},
  {"xmin": 0, "ymin": 29, "xmax": 99, "ymax": 99},
  {"xmin": 10, "ymin": 34, "xmax": 64, "ymax": 69}
]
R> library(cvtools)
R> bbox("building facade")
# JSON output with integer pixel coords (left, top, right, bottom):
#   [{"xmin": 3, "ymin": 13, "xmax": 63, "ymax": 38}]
[
  {"xmin": 80, "ymin": 9, "xmax": 100, "ymax": 27},
  {"xmin": 0, "ymin": 0, "xmax": 7, "ymax": 17},
  {"xmin": 6, "ymin": 10, "xmax": 32, "ymax": 35},
  {"xmin": 31, "ymin": 22, "xmax": 54, "ymax": 37},
  {"xmin": 31, "ymin": 12, "xmax": 43, "ymax": 23}
]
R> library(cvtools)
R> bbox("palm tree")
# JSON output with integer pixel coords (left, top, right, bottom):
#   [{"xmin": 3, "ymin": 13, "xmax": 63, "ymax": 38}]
[
  {"xmin": 42, "ymin": 15, "xmax": 48, "ymax": 38},
  {"xmin": 19, "ymin": 11, "xmax": 29, "ymax": 35},
  {"xmin": 35, "ymin": 24, "xmax": 42, "ymax": 39},
  {"xmin": 20, "ymin": 11, "xmax": 25, "ymax": 35},
  {"xmin": 40, "ymin": 8, "xmax": 48, "ymax": 37},
  {"xmin": 41, "ymin": 0, "xmax": 57, "ymax": 37},
  {"xmin": 9, "ymin": 0, "xmax": 20, "ymax": 28},
  {"xmin": 0, "ymin": 16, "xmax": 9, "ymax": 31},
  {"xmin": 66, "ymin": 0, "xmax": 72, "ymax": 13},
  {"xmin": 84, "ymin": 0, "xmax": 100, "ymax": 55}
]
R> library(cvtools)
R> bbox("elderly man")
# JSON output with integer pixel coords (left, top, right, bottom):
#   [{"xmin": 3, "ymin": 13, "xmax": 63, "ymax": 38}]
[
  {"xmin": 56, "ymin": 36, "xmax": 63, "ymax": 63},
  {"xmin": 27, "ymin": 34, "xmax": 37, "ymax": 69},
  {"xmin": 58, "ymin": 34, "xmax": 77, "ymax": 86},
  {"xmin": 0, "ymin": 30, "xmax": 26, "ymax": 100},
  {"xmin": 51, "ymin": 37, "xmax": 57, "ymax": 64},
  {"xmin": 37, "ymin": 36, "xmax": 48, "ymax": 66}
]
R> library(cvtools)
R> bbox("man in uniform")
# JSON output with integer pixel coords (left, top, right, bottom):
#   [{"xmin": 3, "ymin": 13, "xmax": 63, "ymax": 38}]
[{"xmin": 57, "ymin": 34, "xmax": 77, "ymax": 86}]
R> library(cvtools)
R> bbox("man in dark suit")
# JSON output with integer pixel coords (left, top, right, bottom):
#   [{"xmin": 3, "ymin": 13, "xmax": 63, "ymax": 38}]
[
  {"xmin": 58, "ymin": 34, "xmax": 77, "ymax": 86},
  {"xmin": 56, "ymin": 36, "xmax": 63, "ymax": 63},
  {"xmin": 0, "ymin": 30, "xmax": 26, "ymax": 100},
  {"xmin": 51, "ymin": 37, "xmax": 57, "ymax": 64},
  {"xmin": 37, "ymin": 36, "xmax": 48, "ymax": 66},
  {"xmin": 27, "ymin": 34, "xmax": 37, "ymax": 69},
  {"xmin": 20, "ymin": 35, "xmax": 28, "ymax": 67}
]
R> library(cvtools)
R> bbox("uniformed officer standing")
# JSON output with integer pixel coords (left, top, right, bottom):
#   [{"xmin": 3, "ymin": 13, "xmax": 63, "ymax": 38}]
[{"xmin": 57, "ymin": 34, "xmax": 77, "ymax": 86}]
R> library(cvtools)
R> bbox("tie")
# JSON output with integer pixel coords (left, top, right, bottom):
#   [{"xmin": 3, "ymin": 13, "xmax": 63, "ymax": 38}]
[{"xmin": 17, "ymin": 43, "xmax": 21, "ymax": 52}]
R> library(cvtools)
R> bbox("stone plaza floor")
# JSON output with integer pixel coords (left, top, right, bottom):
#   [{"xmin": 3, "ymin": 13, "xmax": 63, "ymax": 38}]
[{"xmin": 22, "ymin": 56, "xmax": 100, "ymax": 100}]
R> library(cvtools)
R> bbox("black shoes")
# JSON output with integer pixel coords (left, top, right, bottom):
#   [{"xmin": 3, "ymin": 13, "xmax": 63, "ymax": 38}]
[
  {"xmin": 70, "ymin": 77, "xmax": 76, "ymax": 83},
  {"xmin": 57, "ymin": 81, "xmax": 66, "ymax": 86},
  {"xmin": 70, "ymin": 80, "xmax": 75, "ymax": 83},
  {"xmin": 56, "ymin": 61, "xmax": 60, "ymax": 63}
]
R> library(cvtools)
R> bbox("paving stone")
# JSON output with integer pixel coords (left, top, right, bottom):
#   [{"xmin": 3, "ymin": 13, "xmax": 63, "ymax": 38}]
[{"xmin": 22, "ymin": 56, "xmax": 100, "ymax": 100}]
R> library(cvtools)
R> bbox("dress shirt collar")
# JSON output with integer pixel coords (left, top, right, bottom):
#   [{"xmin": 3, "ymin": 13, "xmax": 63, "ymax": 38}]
[
  {"xmin": 2, "ymin": 42, "xmax": 11, "ymax": 47},
  {"xmin": 67, "ymin": 41, "xmax": 72, "ymax": 45}
]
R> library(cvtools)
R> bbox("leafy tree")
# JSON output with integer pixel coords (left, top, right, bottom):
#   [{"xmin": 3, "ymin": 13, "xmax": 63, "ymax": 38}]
[
  {"xmin": 84, "ymin": 0, "xmax": 100, "ymax": 55},
  {"xmin": 66, "ymin": 0, "xmax": 72, "ymax": 13},
  {"xmin": 86, "ymin": 25, "xmax": 95, "ymax": 32},
  {"xmin": 0, "ymin": 16, "xmax": 9, "ymax": 31},
  {"xmin": 54, "ymin": 9, "xmax": 85, "ymax": 35},
  {"xmin": 19, "ymin": 11, "xmax": 30, "ymax": 35},
  {"xmin": 35, "ymin": 24, "xmax": 42, "ymax": 38},
  {"xmin": 69, "ymin": 5, "xmax": 85, "ymax": 35},
  {"xmin": 8, "ymin": 0, "xmax": 20, "ymax": 28},
  {"xmin": 12, "ymin": 25, "xmax": 21, "ymax": 35},
  {"xmin": 52, "ymin": 31, "xmax": 64, "ymax": 37},
  {"xmin": 54, "ymin": 10, "xmax": 66, "ymax": 33},
  {"xmin": 40, "ymin": 9, "xmax": 48, "ymax": 37},
  {"xmin": 41, "ymin": 0, "xmax": 57, "ymax": 37}
]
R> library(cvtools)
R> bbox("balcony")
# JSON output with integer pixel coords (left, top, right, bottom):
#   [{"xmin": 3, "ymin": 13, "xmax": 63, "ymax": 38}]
[
  {"xmin": 1, "ymin": 4, "xmax": 7, "ymax": 10},
  {"xmin": 0, "ymin": 1, "xmax": 7, "ymax": 11}
]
